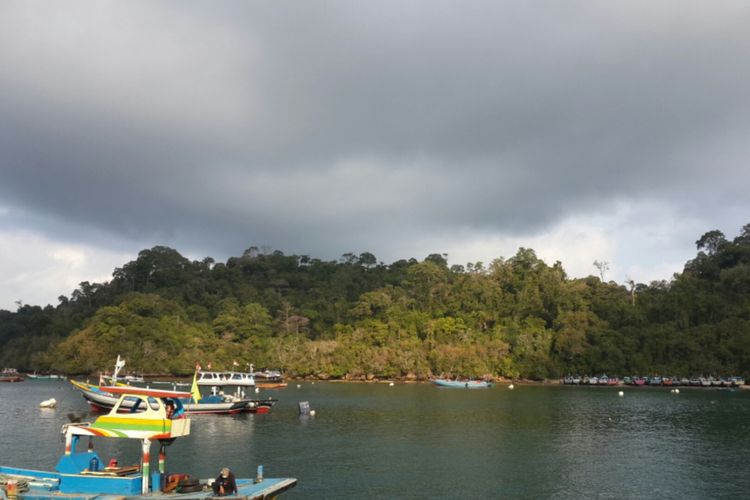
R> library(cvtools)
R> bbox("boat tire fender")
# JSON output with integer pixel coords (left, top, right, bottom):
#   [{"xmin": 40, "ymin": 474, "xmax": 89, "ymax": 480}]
[{"xmin": 177, "ymin": 484, "xmax": 203, "ymax": 493}]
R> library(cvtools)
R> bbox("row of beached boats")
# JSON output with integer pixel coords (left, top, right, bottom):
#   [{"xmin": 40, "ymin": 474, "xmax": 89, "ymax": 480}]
[{"xmin": 562, "ymin": 375, "xmax": 746, "ymax": 387}]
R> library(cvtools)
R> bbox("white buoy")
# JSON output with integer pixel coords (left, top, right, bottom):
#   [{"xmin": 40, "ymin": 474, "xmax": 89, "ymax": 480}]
[
  {"xmin": 39, "ymin": 398, "xmax": 57, "ymax": 408},
  {"xmin": 618, "ymin": 391, "xmax": 624, "ymax": 397},
  {"xmin": 670, "ymin": 389, "xmax": 675, "ymax": 394},
  {"xmin": 508, "ymin": 384, "xmax": 514, "ymax": 390},
  {"xmin": 309, "ymin": 409, "xmax": 316, "ymax": 416},
  {"xmin": 254, "ymin": 387, "xmax": 260, "ymax": 393},
  {"xmin": 297, "ymin": 384, "xmax": 302, "ymax": 388},
  {"xmin": 389, "ymin": 382, "xmax": 395, "ymax": 387},
  {"xmin": 675, "ymin": 388, "xmax": 680, "ymax": 394}
]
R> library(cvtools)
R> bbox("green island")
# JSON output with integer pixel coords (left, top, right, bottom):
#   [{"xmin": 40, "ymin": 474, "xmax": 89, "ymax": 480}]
[{"xmin": 1, "ymin": 224, "xmax": 749, "ymax": 381}]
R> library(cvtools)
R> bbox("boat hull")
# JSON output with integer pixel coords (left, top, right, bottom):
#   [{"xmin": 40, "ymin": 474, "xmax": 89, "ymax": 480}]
[
  {"xmin": 432, "ymin": 379, "xmax": 494, "ymax": 388},
  {"xmin": 71, "ymin": 381, "xmax": 272, "ymax": 415},
  {"xmin": 0, "ymin": 465, "xmax": 296, "ymax": 499}
]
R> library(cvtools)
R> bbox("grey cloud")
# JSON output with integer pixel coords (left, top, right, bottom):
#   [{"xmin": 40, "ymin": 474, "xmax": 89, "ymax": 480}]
[{"xmin": 1, "ymin": 0, "xmax": 749, "ymax": 266}]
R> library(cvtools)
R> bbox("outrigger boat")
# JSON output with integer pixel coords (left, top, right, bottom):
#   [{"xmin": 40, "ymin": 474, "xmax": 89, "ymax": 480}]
[
  {"xmin": 0, "ymin": 386, "xmax": 296, "ymax": 499},
  {"xmin": 431, "ymin": 378, "xmax": 494, "ymax": 389}
]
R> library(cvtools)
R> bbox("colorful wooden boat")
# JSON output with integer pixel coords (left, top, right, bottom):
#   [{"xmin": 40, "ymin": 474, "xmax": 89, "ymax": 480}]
[
  {"xmin": 0, "ymin": 386, "xmax": 296, "ymax": 498},
  {"xmin": 432, "ymin": 378, "xmax": 494, "ymax": 388},
  {"xmin": 70, "ymin": 373, "xmax": 276, "ymax": 415}
]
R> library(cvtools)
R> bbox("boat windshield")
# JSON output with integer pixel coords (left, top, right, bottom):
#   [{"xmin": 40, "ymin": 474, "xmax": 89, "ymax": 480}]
[{"xmin": 123, "ymin": 396, "xmax": 161, "ymax": 413}]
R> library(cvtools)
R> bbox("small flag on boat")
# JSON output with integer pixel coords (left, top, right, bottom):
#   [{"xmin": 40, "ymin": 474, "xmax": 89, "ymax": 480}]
[{"xmin": 191, "ymin": 371, "xmax": 201, "ymax": 403}]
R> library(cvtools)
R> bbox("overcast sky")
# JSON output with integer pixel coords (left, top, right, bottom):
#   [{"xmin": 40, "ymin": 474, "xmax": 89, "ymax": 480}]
[{"xmin": 1, "ymin": 1, "xmax": 749, "ymax": 311}]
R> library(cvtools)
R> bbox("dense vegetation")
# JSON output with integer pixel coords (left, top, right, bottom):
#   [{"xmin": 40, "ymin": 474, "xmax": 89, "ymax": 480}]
[{"xmin": 2, "ymin": 225, "xmax": 749, "ymax": 380}]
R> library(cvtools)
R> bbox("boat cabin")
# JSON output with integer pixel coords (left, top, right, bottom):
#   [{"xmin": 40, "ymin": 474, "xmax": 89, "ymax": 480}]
[
  {"xmin": 55, "ymin": 387, "xmax": 191, "ymax": 495},
  {"xmin": 196, "ymin": 370, "xmax": 255, "ymax": 387}
]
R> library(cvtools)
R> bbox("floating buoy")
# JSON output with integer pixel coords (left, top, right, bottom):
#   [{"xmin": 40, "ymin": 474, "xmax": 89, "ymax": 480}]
[
  {"xmin": 389, "ymin": 382, "xmax": 395, "ymax": 386},
  {"xmin": 297, "ymin": 384, "xmax": 302, "ymax": 388},
  {"xmin": 618, "ymin": 391, "xmax": 624, "ymax": 397},
  {"xmin": 675, "ymin": 389, "xmax": 680, "ymax": 394},
  {"xmin": 40, "ymin": 398, "xmax": 57, "ymax": 408},
  {"xmin": 309, "ymin": 409, "xmax": 316, "ymax": 416},
  {"xmin": 254, "ymin": 387, "xmax": 260, "ymax": 393},
  {"xmin": 508, "ymin": 384, "xmax": 514, "ymax": 390}
]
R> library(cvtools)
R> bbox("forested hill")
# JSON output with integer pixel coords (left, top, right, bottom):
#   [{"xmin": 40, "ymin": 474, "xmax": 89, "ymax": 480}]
[{"xmin": 2, "ymin": 225, "xmax": 749, "ymax": 380}]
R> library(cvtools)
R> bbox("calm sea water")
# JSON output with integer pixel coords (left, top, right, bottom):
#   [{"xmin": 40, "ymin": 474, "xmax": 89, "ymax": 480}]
[{"xmin": 2, "ymin": 380, "xmax": 750, "ymax": 499}]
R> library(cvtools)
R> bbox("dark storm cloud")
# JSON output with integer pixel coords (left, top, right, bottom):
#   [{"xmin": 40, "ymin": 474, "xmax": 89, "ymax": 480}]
[{"xmin": 1, "ymin": 0, "xmax": 749, "ymax": 265}]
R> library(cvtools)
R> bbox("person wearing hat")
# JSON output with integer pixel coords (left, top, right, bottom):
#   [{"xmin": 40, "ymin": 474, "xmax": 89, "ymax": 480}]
[{"xmin": 212, "ymin": 467, "xmax": 237, "ymax": 496}]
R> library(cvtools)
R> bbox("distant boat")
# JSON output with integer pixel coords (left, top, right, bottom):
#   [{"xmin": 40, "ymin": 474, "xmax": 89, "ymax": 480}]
[
  {"xmin": 253, "ymin": 368, "xmax": 288, "ymax": 388},
  {"xmin": 0, "ymin": 368, "xmax": 24, "ymax": 382},
  {"xmin": 432, "ymin": 378, "xmax": 494, "ymax": 389},
  {"xmin": 197, "ymin": 370, "xmax": 255, "ymax": 387}
]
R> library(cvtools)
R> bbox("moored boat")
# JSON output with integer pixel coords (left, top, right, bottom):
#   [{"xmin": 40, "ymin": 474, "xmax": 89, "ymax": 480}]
[
  {"xmin": 432, "ymin": 378, "xmax": 494, "ymax": 388},
  {"xmin": 71, "ymin": 378, "xmax": 275, "ymax": 415},
  {"xmin": 253, "ymin": 368, "xmax": 288, "ymax": 389},
  {"xmin": 197, "ymin": 370, "xmax": 256, "ymax": 387},
  {"xmin": 0, "ymin": 386, "xmax": 296, "ymax": 498},
  {"xmin": 0, "ymin": 368, "xmax": 24, "ymax": 382}
]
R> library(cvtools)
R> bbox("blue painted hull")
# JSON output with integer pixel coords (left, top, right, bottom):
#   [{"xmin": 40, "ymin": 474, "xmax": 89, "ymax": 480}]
[{"xmin": 0, "ymin": 465, "xmax": 296, "ymax": 499}]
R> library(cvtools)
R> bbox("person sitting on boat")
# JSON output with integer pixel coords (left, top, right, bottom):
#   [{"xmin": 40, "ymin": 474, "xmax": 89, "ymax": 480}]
[
  {"xmin": 164, "ymin": 400, "xmax": 175, "ymax": 419},
  {"xmin": 163, "ymin": 398, "xmax": 186, "ymax": 419},
  {"xmin": 212, "ymin": 467, "xmax": 237, "ymax": 496}
]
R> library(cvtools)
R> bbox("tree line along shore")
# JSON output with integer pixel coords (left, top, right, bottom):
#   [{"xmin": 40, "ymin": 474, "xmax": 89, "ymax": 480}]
[{"xmin": 2, "ymin": 224, "xmax": 749, "ymax": 381}]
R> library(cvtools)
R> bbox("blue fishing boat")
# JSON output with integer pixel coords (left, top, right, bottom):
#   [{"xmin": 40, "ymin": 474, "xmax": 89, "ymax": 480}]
[
  {"xmin": 432, "ymin": 378, "xmax": 494, "ymax": 388},
  {"xmin": 0, "ymin": 386, "xmax": 296, "ymax": 499}
]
